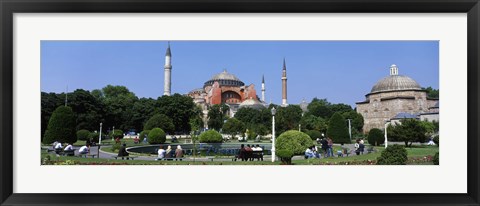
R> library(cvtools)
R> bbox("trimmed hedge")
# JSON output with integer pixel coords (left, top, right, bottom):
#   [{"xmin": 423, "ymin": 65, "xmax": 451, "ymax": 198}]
[
  {"xmin": 148, "ymin": 128, "xmax": 166, "ymax": 144},
  {"xmin": 111, "ymin": 130, "xmax": 124, "ymax": 139},
  {"xmin": 43, "ymin": 106, "xmax": 76, "ymax": 144},
  {"xmin": 76, "ymin": 129, "xmax": 91, "ymax": 141},
  {"xmin": 276, "ymin": 149, "xmax": 294, "ymax": 165},
  {"xmin": 198, "ymin": 130, "xmax": 223, "ymax": 143},
  {"xmin": 376, "ymin": 145, "xmax": 408, "ymax": 165},
  {"xmin": 276, "ymin": 130, "xmax": 312, "ymax": 155},
  {"xmin": 367, "ymin": 128, "xmax": 384, "ymax": 146},
  {"xmin": 144, "ymin": 114, "xmax": 175, "ymax": 134}
]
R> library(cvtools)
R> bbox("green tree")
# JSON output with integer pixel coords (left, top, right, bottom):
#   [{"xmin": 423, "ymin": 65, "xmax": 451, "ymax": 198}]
[
  {"xmin": 307, "ymin": 98, "xmax": 332, "ymax": 119},
  {"xmin": 156, "ymin": 93, "xmax": 200, "ymax": 133},
  {"xmin": 110, "ymin": 129, "xmax": 124, "ymax": 139},
  {"xmin": 147, "ymin": 128, "xmax": 167, "ymax": 144},
  {"xmin": 387, "ymin": 118, "xmax": 427, "ymax": 147},
  {"xmin": 275, "ymin": 130, "xmax": 312, "ymax": 155},
  {"xmin": 342, "ymin": 110, "xmax": 364, "ymax": 134},
  {"xmin": 207, "ymin": 104, "xmax": 229, "ymax": 131},
  {"xmin": 300, "ymin": 114, "xmax": 327, "ymax": 132},
  {"xmin": 94, "ymin": 85, "xmax": 138, "ymax": 131},
  {"xmin": 276, "ymin": 105, "xmax": 302, "ymax": 135},
  {"xmin": 423, "ymin": 86, "xmax": 439, "ymax": 99},
  {"xmin": 326, "ymin": 112, "xmax": 350, "ymax": 144},
  {"xmin": 144, "ymin": 114, "xmax": 175, "ymax": 134},
  {"xmin": 43, "ymin": 106, "xmax": 77, "ymax": 144},
  {"xmin": 130, "ymin": 98, "xmax": 157, "ymax": 132},
  {"xmin": 367, "ymin": 128, "xmax": 384, "ymax": 146},
  {"xmin": 41, "ymin": 92, "xmax": 63, "ymax": 141},
  {"xmin": 69, "ymin": 89, "xmax": 104, "ymax": 131},
  {"xmin": 222, "ymin": 118, "xmax": 245, "ymax": 139}
]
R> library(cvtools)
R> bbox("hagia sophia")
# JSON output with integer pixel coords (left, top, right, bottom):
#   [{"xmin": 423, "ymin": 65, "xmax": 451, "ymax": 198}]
[{"xmin": 162, "ymin": 43, "xmax": 439, "ymax": 133}]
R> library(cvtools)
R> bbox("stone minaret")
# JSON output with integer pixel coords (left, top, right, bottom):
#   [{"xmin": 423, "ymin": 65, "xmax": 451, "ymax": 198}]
[
  {"xmin": 164, "ymin": 42, "xmax": 172, "ymax": 96},
  {"xmin": 281, "ymin": 58, "xmax": 288, "ymax": 107},
  {"xmin": 390, "ymin": 64, "xmax": 399, "ymax": 75},
  {"xmin": 261, "ymin": 75, "xmax": 265, "ymax": 102}
]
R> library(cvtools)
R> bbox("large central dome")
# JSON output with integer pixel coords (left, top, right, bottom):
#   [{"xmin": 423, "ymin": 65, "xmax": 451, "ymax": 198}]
[
  {"xmin": 204, "ymin": 70, "xmax": 245, "ymax": 87},
  {"xmin": 370, "ymin": 75, "xmax": 421, "ymax": 94},
  {"xmin": 369, "ymin": 64, "xmax": 422, "ymax": 94}
]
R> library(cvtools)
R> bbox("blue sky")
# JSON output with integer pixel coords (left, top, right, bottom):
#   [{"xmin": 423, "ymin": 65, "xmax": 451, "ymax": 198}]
[{"xmin": 41, "ymin": 41, "xmax": 439, "ymax": 107}]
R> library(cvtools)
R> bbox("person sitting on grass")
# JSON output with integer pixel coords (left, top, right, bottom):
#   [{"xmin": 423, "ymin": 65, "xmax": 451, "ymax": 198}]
[
  {"xmin": 157, "ymin": 146, "xmax": 166, "ymax": 160},
  {"xmin": 175, "ymin": 145, "xmax": 184, "ymax": 161},
  {"xmin": 117, "ymin": 143, "xmax": 130, "ymax": 160},
  {"xmin": 79, "ymin": 145, "xmax": 89, "ymax": 155}
]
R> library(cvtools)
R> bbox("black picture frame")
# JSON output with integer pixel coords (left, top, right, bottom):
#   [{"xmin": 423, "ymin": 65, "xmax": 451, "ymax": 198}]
[{"xmin": 1, "ymin": 0, "xmax": 479, "ymax": 205}]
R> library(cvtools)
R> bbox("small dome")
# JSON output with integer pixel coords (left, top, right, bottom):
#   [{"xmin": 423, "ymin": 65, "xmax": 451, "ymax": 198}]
[
  {"xmin": 371, "ymin": 75, "xmax": 421, "ymax": 94},
  {"xmin": 189, "ymin": 88, "xmax": 204, "ymax": 94},
  {"xmin": 204, "ymin": 70, "xmax": 245, "ymax": 88},
  {"xmin": 239, "ymin": 98, "xmax": 266, "ymax": 109}
]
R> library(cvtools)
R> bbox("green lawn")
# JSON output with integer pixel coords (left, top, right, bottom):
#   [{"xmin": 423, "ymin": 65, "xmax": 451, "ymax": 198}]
[{"xmin": 42, "ymin": 145, "xmax": 438, "ymax": 165}]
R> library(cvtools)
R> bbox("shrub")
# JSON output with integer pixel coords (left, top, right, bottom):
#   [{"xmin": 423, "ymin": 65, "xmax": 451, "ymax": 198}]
[
  {"xmin": 433, "ymin": 135, "xmax": 439, "ymax": 146},
  {"xmin": 111, "ymin": 130, "xmax": 124, "ymax": 139},
  {"xmin": 367, "ymin": 128, "xmax": 384, "ymax": 146},
  {"xmin": 276, "ymin": 149, "xmax": 293, "ymax": 165},
  {"xmin": 42, "ymin": 106, "xmax": 77, "ymax": 144},
  {"xmin": 276, "ymin": 130, "xmax": 312, "ymax": 155},
  {"xmin": 76, "ymin": 129, "xmax": 91, "ymax": 141},
  {"xmin": 305, "ymin": 130, "xmax": 322, "ymax": 140},
  {"xmin": 139, "ymin": 130, "xmax": 150, "ymax": 142},
  {"xmin": 376, "ymin": 145, "xmax": 408, "ymax": 165},
  {"xmin": 433, "ymin": 152, "xmax": 439, "ymax": 165},
  {"xmin": 144, "ymin": 114, "xmax": 175, "ymax": 134},
  {"xmin": 198, "ymin": 130, "xmax": 223, "ymax": 143},
  {"xmin": 147, "ymin": 128, "xmax": 166, "ymax": 144},
  {"xmin": 111, "ymin": 143, "xmax": 122, "ymax": 152}
]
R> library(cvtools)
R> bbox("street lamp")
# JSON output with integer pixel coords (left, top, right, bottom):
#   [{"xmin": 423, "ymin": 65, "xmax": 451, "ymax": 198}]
[
  {"xmin": 112, "ymin": 126, "xmax": 115, "ymax": 141},
  {"xmin": 99, "ymin": 122, "xmax": 103, "ymax": 145},
  {"xmin": 384, "ymin": 120, "xmax": 390, "ymax": 148},
  {"xmin": 271, "ymin": 107, "xmax": 276, "ymax": 163},
  {"xmin": 347, "ymin": 119, "xmax": 352, "ymax": 141}
]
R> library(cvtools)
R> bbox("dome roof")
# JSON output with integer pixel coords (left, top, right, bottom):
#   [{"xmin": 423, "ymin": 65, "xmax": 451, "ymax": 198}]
[
  {"xmin": 204, "ymin": 70, "xmax": 245, "ymax": 88},
  {"xmin": 370, "ymin": 64, "xmax": 422, "ymax": 94},
  {"xmin": 210, "ymin": 70, "xmax": 241, "ymax": 81},
  {"xmin": 371, "ymin": 75, "xmax": 421, "ymax": 94},
  {"xmin": 239, "ymin": 98, "xmax": 266, "ymax": 109}
]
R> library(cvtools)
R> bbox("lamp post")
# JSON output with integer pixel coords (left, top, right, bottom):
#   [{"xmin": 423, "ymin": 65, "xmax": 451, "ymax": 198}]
[
  {"xmin": 384, "ymin": 121, "xmax": 390, "ymax": 148},
  {"xmin": 271, "ymin": 107, "xmax": 276, "ymax": 163},
  {"xmin": 99, "ymin": 122, "xmax": 103, "ymax": 145},
  {"xmin": 112, "ymin": 126, "xmax": 115, "ymax": 141},
  {"xmin": 347, "ymin": 119, "xmax": 352, "ymax": 141}
]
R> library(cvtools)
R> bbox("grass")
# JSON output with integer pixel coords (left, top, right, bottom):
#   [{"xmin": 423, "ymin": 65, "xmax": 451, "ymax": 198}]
[{"xmin": 42, "ymin": 145, "xmax": 438, "ymax": 165}]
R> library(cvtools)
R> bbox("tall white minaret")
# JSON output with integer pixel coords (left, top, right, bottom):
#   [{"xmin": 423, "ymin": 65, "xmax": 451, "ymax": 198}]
[
  {"xmin": 390, "ymin": 64, "xmax": 398, "ymax": 75},
  {"xmin": 281, "ymin": 58, "xmax": 288, "ymax": 107},
  {"xmin": 261, "ymin": 75, "xmax": 265, "ymax": 102},
  {"xmin": 164, "ymin": 42, "xmax": 172, "ymax": 96}
]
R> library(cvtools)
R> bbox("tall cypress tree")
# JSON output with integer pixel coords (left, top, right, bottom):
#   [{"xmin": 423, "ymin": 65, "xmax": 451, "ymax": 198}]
[
  {"xmin": 326, "ymin": 112, "xmax": 350, "ymax": 144},
  {"xmin": 43, "ymin": 106, "xmax": 77, "ymax": 144}
]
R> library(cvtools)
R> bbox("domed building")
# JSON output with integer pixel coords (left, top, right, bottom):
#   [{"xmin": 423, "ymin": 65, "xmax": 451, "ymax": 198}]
[
  {"xmin": 356, "ymin": 64, "xmax": 438, "ymax": 132},
  {"xmin": 188, "ymin": 69, "xmax": 262, "ymax": 119}
]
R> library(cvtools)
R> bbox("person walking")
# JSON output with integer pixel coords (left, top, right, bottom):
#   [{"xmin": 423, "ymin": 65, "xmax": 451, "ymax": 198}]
[{"xmin": 327, "ymin": 137, "xmax": 334, "ymax": 157}]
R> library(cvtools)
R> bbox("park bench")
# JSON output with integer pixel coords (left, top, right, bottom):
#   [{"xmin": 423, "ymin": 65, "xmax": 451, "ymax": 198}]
[
  {"xmin": 112, "ymin": 156, "xmax": 137, "ymax": 160},
  {"xmin": 233, "ymin": 151, "xmax": 264, "ymax": 161},
  {"xmin": 62, "ymin": 149, "xmax": 76, "ymax": 156},
  {"xmin": 155, "ymin": 158, "xmax": 184, "ymax": 161},
  {"xmin": 207, "ymin": 156, "xmax": 236, "ymax": 161}
]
